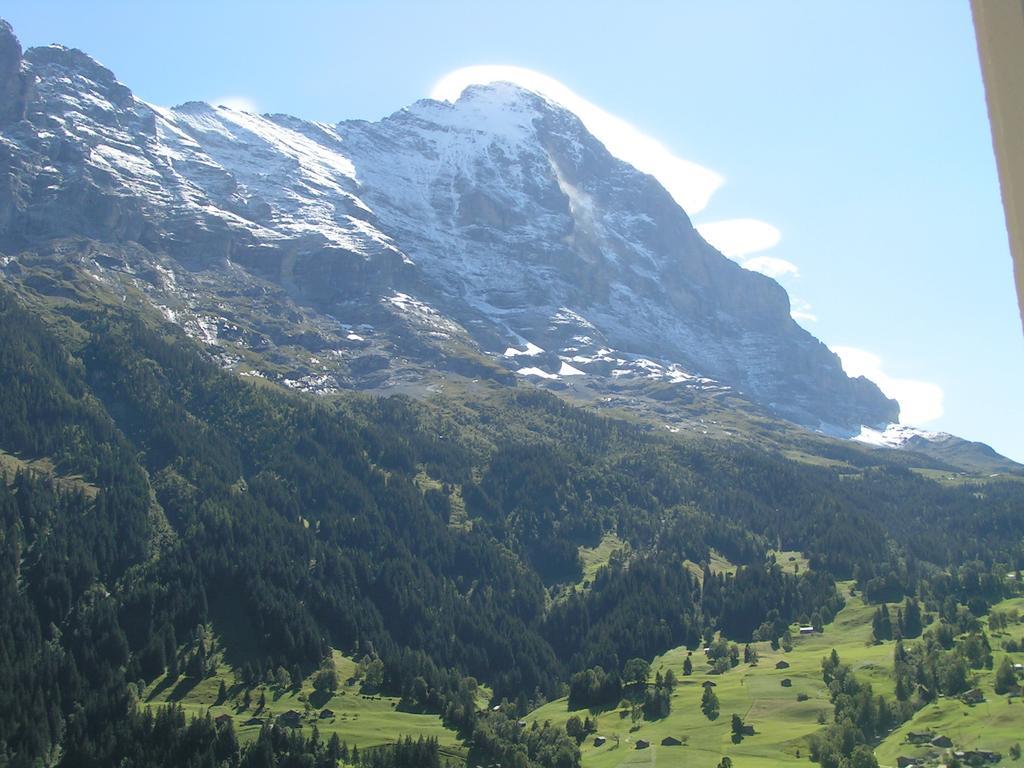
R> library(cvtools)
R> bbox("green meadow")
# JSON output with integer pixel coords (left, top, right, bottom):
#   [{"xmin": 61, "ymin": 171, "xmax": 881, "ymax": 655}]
[
  {"xmin": 526, "ymin": 585, "xmax": 1023, "ymax": 768},
  {"xmin": 142, "ymin": 582, "xmax": 1023, "ymax": 768},
  {"xmin": 579, "ymin": 533, "xmax": 629, "ymax": 585},
  {"xmin": 143, "ymin": 651, "xmax": 466, "ymax": 761},
  {"xmin": 874, "ymin": 595, "xmax": 1024, "ymax": 767}
]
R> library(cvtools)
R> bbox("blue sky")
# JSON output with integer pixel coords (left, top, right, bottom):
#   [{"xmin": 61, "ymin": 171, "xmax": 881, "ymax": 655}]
[{"xmin": 6, "ymin": 1, "xmax": 1023, "ymax": 461}]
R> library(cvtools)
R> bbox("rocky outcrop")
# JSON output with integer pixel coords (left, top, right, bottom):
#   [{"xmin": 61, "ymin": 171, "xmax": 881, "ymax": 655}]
[
  {"xmin": 0, "ymin": 21, "xmax": 31, "ymax": 234},
  {"xmin": 0, "ymin": 20, "xmax": 29, "ymax": 126}
]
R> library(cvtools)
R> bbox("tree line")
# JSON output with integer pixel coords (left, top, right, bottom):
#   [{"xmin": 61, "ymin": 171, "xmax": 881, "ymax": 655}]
[{"xmin": 0, "ymin": 279, "xmax": 1022, "ymax": 767}]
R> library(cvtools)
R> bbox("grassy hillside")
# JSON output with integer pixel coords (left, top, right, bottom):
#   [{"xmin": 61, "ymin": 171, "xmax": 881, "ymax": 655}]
[
  {"xmin": 685, "ymin": 549, "xmax": 740, "ymax": 585},
  {"xmin": 143, "ymin": 651, "xmax": 467, "ymax": 760},
  {"xmin": 526, "ymin": 586, "xmax": 1024, "ymax": 768},
  {"xmin": 874, "ymin": 595, "xmax": 1024, "ymax": 767},
  {"xmin": 0, "ymin": 448, "xmax": 99, "ymax": 497},
  {"xmin": 579, "ymin": 534, "xmax": 629, "ymax": 586}
]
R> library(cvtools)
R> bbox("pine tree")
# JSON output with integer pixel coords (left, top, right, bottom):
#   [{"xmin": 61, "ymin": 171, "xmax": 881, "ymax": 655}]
[
  {"xmin": 731, "ymin": 713, "xmax": 744, "ymax": 742},
  {"xmin": 781, "ymin": 629, "xmax": 793, "ymax": 652},
  {"xmin": 902, "ymin": 598, "xmax": 922, "ymax": 638},
  {"xmin": 872, "ymin": 605, "xmax": 892, "ymax": 641},
  {"xmin": 822, "ymin": 649, "xmax": 841, "ymax": 685},
  {"xmin": 895, "ymin": 672, "xmax": 909, "ymax": 702},
  {"xmin": 327, "ymin": 733, "xmax": 342, "ymax": 761},
  {"xmin": 995, "ymin": 655, "xmax": 1018, "ymax": 694},
  {"xmin": 701, "ymin": 686, "xmax": 719, "ymax": 720},
  {"xmin": 894, "ymin": 640, "xmax": 907, "ymax": 663},
  {"xmin": 166, "ymin": 627, "xmax": 179, "ymax": 678},
  {"xmin": 664, "ymin": 669, "xmax": 677, "ymax": 692}
]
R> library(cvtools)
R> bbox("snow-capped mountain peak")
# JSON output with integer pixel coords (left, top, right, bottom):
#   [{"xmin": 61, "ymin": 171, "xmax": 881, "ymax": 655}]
[{"xmin": 0, "ymin": 20, "xmax": 899, "ymax": 432}]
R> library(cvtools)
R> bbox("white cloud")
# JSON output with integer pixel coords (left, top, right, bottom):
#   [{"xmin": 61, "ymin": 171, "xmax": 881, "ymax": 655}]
[
  {"xmin": 790, "ymin": 298, "xmax": 817, "ymax": 323},
  {"xmin": 431, "ymin": 65, "xmax": 723, "ymax": 214},
  {"xmin": 741, "ymin": 255, "xmax": 800, "ymax": 280},
  {"xmin": 212, "ymin": 96, "xmax": 259, "ymax": 113},
  {"xmin": 695, "ymin": 219, "xmax": 782, "ymax": 259},
  {"xmin": 832, "ymin": 346, "xmax": 944, "ymax": 425}
]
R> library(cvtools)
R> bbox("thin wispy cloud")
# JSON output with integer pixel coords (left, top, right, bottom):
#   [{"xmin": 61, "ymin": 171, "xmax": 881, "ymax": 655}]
[
  {"xmin": 790, "ymin": 298, "xmax": 817, "ymax": 323},
  {"xmin": 832, "ymin": 346, "xmax": 944, "ymax": 425},
  {"xmin": 212, "ymin": 95, "xmax": 259, "ymax": 113},
  {"xmin": 741, "ymin": 255, "xmax": 800, "ymax": 280},
  {"xmin": 694, "ymin": 219, "xmax": 781, "ymax": 259},
  {"xmin": 431, "ymin": 65, "xmax": 723, "ymax": 215}
]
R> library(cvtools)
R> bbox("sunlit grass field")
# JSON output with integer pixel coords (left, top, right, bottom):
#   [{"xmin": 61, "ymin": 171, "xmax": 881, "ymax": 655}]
[
  {"xmin": 143, "ymin": 651, "xmax": 466, "ymax": 761},
  {"xmin": 527, "ymin": 586, "xmax": 1023, "ymax": 768},
  {"xmin": 143, "ymin": 579, "xmax": 1023, "ymax": 768}
]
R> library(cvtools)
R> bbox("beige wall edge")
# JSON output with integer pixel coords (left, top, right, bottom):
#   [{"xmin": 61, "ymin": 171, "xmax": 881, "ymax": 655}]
[{"xmin": 971, "ymin": 0, "xmax": 1024, "ymax": 334}]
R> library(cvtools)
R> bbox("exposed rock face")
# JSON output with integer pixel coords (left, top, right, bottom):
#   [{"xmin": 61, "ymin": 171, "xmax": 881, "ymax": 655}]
[
  {"xmin": 339, "ymin": 86, "xmax": 897, "ymax": 428},
  {"xmin": 0, "ymin": 19, "xmax": 898, "ymax": 431},
  {"xmin": 0, "ymin": 20, "xmax": 29, "ymax": 126},
  {"xmin": 0, "ymin": 21, "xmax": 31, "ymax": 234}
]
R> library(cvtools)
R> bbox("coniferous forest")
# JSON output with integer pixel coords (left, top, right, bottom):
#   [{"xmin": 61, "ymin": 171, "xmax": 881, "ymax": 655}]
[{"xmin": 0, "ymin": 282, "xmax": 1022, "ymax": 768}]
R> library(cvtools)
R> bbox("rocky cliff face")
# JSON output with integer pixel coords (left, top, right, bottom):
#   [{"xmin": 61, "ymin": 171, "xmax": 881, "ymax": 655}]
[
  {"xmin": 0, "ymin": 21, "xmax": 898, "ymax": 432},
  {"xmin": 339, "ymin": 86, "xmax": 896, "ymax": 428},
  {"xmin": 0, "ymin": 21, "xmax": 29, "ymax": 126}
]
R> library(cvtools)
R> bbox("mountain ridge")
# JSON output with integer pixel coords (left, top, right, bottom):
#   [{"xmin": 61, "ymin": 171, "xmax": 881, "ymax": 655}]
[
  {"xmin": 1, "ymin": 19, "xmax": 1024, "ymax": 768},
  {"xmin": 2, "ymin": 20, "xmax": 1013, "ymax": 467}
]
